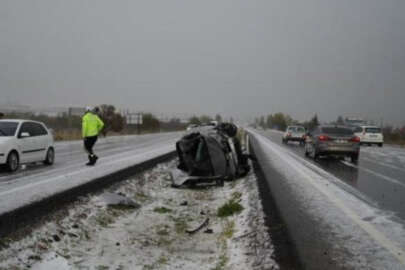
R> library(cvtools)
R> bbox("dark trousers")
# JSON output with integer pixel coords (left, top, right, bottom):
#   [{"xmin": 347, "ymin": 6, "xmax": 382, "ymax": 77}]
[{"xmin": 84, "ymin": 136, "xmax": 98, "ymax": 159}]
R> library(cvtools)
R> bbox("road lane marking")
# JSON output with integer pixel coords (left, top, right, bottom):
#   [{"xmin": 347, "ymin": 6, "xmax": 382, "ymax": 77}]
[
  {"xmin": 250, "ymin": 130, "xmax": 405, "ymax": 267},
  {"xmin": 341, "ymin": 160, "xmax": 405, "ymax": 189},
  {"xmin": 361, "ymin": 157, "xmax": 405, "ymax": 173}
]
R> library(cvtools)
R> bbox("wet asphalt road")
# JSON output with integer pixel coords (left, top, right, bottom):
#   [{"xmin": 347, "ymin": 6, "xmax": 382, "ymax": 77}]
[
  {"xmin": 0, "ymin": 132, "xmax": 181, "ymax": 193},
  {"xmin": 256, "ymin": 129, "xmax": 405, "ymax": 221}
]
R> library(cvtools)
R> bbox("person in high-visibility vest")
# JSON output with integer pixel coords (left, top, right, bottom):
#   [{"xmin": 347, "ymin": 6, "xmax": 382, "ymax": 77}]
[{"xmin": 82, "ymin": 106, "xmax": 104, "ymax": 165}]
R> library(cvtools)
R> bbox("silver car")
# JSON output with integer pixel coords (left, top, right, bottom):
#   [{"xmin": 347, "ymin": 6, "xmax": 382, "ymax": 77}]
[
  {"xmin": 305, "ymin": 125, "xmax": 360, "ymax": 163},
  {"xmin": 282, "ymin": 126, "xmax": 306, "ymax": 145}
]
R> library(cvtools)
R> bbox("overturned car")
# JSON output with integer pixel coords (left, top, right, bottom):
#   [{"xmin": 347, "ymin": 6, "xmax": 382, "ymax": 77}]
[{"xmin": 172, "ymin": 123, "xmax": 251, "ymax": 187}]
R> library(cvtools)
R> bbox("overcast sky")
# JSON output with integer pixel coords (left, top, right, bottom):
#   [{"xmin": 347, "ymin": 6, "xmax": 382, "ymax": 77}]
[{"xmin": 0, "ymin": 0, "xmax": 404, "ymax": 124}]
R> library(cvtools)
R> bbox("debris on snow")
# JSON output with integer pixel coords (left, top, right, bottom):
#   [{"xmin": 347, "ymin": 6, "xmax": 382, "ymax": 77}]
[{"xmin": 0, "ymin": 160, "xmax": 278, "ymax": 270}]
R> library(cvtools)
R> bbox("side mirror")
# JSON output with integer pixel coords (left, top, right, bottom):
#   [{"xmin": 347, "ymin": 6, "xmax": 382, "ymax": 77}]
[{"xmin": 20, "ymin": 132, "xmax": 30, "ymax": 138}]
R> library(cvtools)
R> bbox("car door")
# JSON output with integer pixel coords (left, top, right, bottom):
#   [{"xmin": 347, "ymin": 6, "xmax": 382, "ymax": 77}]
[
  {"xmin": 32, "ymin": 122, "xmax": 49, "ymax": 161},
  {"xmin": 17, "ymin": 122, "xmax": 38, "ymax": 163}
]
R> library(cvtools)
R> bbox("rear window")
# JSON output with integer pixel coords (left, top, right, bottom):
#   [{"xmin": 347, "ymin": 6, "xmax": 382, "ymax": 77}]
[
  {"xmin": 354, "ymin": 126, "xmax": 363, "ymax": 133},
  {"xmin": 288, "ymin": 127, "xmax": 305, "ymax": 132},
  {"xmin": 0, "ymin": 122, "xmax": 19, "ymax": 136},
  {"xmin": 365, "ymin": 128, "xmax": 381, "ymax": 134},
  {"xmin": 321, "ymin": 127, "xmax": 353, "ymax": 135}
]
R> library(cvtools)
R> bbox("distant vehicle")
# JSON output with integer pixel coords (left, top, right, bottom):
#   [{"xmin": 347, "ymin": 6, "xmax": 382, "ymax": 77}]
[
  {"xmin": 305, "ymin": 125, "xmax": 360, "ymax": 163},
  {"xmin": 282, "ymin": 126, "xmax": 306, "ymax": 145},
  {"xmin": 186, "ymin": 124, "xmax": 198, "ymax": 131},
  {"xmin": 209, "ymin": 120, "xmax": 219, "ymax": 127},
  {"xmin": 0, "ymin": 120, "xmax": 55, "ymax": 172},
  {"xmin": 354, "ymin": 126, "xmax": 384, "ymax": 147}
]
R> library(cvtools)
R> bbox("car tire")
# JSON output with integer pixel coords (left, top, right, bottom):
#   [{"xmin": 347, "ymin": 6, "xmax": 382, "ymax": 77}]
[
  {"xmin": 6, "ymin": 151, "xmax": 19, "ymax": 172},
  {"xmin": 43, "ymin": 147, "xmax": 55, "ymax": 165},
  {"xmin": 378, "ymin": 143, "xmax": 383, "ymax": 148},
  {"xmin": 351, "ymin": 153, "xmax": 359, "ymax": 163}
]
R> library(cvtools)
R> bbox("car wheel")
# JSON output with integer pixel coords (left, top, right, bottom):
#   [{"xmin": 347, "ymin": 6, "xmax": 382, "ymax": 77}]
[
  {"xmin": 351, "ymin": 153, "xmax": 359, "ymax": 163},
  {"xmin": 44, "ymin": 147, "xmax": 55, "ymax": 165},
  {"xmin": 378, "ymin": 143, "xmax": 383, "ymax": 148},
  {"xmin": 6, "ymin": 151, "xmax": 19, "ymax": 172}
]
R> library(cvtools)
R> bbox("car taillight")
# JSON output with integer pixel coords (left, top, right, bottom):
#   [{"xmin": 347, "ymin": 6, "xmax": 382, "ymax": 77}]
[
  {"xmin": 318, "ymin": 135, "xmax": 331, "ymax": 141},
  {"xmin": 350, "ymin": 136, "xmax": 361, "ymax": 143}
]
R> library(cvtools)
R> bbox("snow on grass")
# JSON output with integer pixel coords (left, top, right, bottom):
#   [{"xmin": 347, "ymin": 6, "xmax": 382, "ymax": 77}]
[{"xmin": 0, "ymin": 160, "xmax": 277, "ymax": 270}]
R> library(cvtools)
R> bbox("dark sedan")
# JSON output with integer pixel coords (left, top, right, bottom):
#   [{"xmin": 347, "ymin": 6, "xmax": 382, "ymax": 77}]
[{"xmin": 305, "ymin": 125, "xmax": 360, "ymax": 163}]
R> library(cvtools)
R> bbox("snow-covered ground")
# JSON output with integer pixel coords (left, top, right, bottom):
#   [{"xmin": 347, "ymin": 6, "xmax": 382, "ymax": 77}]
[
  {"xmin": 249, "ymin": 129, "xmax": 405, "ymax": 269},
  {"xmin": 0, "ymin": 132, "xmax": 181, "ymax": 217},
  {"xmin": 0, "ymin": 160, "xmax": 277, "ymax": 270}
]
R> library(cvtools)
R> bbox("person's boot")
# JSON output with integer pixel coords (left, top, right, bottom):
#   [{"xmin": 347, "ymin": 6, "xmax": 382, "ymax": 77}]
[
  {"xmin": 92, "ymin": 155, "xmax": 99, "ymax": 165},
  {"xmin": 86, "ymin": 155, "xmax": 94, "ymax": 166}
]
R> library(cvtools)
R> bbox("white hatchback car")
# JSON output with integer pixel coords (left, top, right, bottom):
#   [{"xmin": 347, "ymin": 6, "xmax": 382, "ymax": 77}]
[
  {"xmin": 282, "ymin": 126, "xmax": 306, "ymax": 145},
  {"xmin": 354, "ymin": 126, "xmax": 384, "ymax": 147},
  {"xmin": 0, "ymin": 120, "xmax": 55, "ymax": 172}
]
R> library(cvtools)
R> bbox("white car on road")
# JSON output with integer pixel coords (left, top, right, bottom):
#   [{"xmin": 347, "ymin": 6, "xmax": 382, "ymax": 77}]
[
  {"xmin": 282, "ymin": 126, "xmax": 306, "ymax": 145},
  {"xmin": 0, "ymin": 120, "xmax": 55, "ymax": 172},
  {"xmin": 354, "ymin": 126, "xmax": 384, "ymax": 147}
]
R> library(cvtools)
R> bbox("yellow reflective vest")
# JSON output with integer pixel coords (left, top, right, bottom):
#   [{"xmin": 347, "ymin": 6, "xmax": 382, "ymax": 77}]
[{"xmin": 82, "ymin": 112, "xmax": 104, "ymax": 138}]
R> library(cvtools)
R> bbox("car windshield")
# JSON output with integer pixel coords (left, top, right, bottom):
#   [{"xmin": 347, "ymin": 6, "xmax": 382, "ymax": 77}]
[
  {"xmin": 0, "ymin": 122, "xmax": 18, "ymax": 136},
  {"xmin": 288, "ymin": 127, "xmax": 305, "ymax": 133},
  {"xmin": 321, "ymin": 127, "xmax": 353, "ymax": 136},
  {"xmin": 365, "ymin": 127, "xmax": 381, "ymax": 134},
  {"xmin": 354, "ymin": 126, "xmax": 363, "ymax": 133},
  {"xmin": 287, "ymin": 127, "xmax": 296, "ymax": 132}
]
